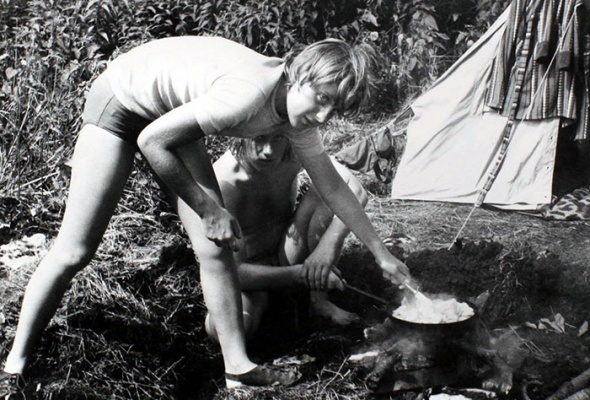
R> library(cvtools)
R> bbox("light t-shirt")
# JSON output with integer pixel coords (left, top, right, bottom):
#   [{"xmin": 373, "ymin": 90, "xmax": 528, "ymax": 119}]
[{"xmin": 104, "ymin": 36, "xmax": 324, "ymax": 157}]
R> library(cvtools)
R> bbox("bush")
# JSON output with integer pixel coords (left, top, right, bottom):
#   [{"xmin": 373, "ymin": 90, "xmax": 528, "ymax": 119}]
[{"xmin": 0, "ymin": 0, "xmax": 507, "ymax": 236}]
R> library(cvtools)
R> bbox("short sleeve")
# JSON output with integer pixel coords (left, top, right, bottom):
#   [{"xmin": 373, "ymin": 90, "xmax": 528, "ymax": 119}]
[
  {"xmin": 191, "ymin": 77, "xmax": 267, "ymax": 136},
  {"xmin": 289, "ymin": 128, "xmax": 325, "ymax": 158}
]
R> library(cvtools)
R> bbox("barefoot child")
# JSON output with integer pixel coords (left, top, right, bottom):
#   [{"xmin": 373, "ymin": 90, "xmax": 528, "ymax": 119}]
[
  {"xmin": 1, "ymin": 36, "xmax": 412, "ymax": 395},
  {"xmin": 194, "ymin": 132, "xmax": 366, "ymax": 343}
]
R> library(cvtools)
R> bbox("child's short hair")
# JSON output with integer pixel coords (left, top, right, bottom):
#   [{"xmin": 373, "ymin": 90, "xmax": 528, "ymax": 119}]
[{"xmin": 284, "ymin": 38, "xmax": 377, "ymax": 117}]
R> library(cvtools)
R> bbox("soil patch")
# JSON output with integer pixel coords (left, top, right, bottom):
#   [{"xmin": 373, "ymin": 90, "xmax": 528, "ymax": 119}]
[
  {"xmin": 336, "ymin": 199, "xmax": 590, "ymax": 399},
  {"xmin": 212, "ymin": 231, "xmax": 590, "ymax": 399},
  {"xmin": 1, "ymin": 197, "xmax": 590, "ymax": 399}
]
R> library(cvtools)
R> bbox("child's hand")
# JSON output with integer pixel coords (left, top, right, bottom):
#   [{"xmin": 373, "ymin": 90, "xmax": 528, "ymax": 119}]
[
  {"xmin": 326, "ymin": 267, "xmax": 346, "ymax": 291},
  {"xmin": 200, "ymin": 203, "xmax": 242, "ymax": 252},
  {"xmin": 377, "ymin": 252, "xmax": 412, "ymax": 287},
  {"xmin": 300, "ymin": 251, "xmax": 344, "ymax": 291}
]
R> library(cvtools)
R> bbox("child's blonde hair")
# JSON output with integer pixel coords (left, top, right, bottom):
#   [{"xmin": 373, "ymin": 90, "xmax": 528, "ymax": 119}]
[{"xmin": 284, "ymin": 38, "xmax": 377, "ymax": 117}]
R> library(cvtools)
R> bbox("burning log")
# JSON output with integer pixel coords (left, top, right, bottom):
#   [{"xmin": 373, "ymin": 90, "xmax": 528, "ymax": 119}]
[
  {"xmin": 354, "ymin": 291, "xmax": 516, "ymax": 396},
  {"xmin": 546, "ymin": 367, "xmax": 590, "ymax": 400},
  {"xmin": 365, "ymin": 338, "xmax": 439, "ymax": 391},
  {"xmin": 563, "ymin": 388, "xmax": 590, "ymax": 400},
  {"xmin": 453, "ymin": 340, "xmax": 513, "ymax": 394},
  {"xmin": 440, "ymin": 387, "xmax": 498, "ymax": 400},
  {"xmin": 365, "ymin": 347, "xmax": 402, "ymax": 390}
]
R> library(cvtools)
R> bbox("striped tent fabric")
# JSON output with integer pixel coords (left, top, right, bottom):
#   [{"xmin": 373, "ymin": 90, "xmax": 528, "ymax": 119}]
[
  {"xmin": 475, "ymin": 11, "xmax": 534, "ymax": 207},
  {"xmin": 485, "ymin": 0, "xmax": 590, "ymax": 140}
]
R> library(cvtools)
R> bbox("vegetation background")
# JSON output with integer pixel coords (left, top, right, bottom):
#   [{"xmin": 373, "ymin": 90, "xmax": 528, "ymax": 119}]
[
  {"xmin": 0, "ymin": 1, "xmax": 536, "ymax": 399},
  {"xmin": 0, "ymin": 0, "xmax": 511, "ymax": 216}
]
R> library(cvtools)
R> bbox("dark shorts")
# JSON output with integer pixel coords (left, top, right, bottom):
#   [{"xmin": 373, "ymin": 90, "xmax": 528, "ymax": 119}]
[{"xmin": 82, "ymin": 73, "xmax": 152, "ymax": 143}]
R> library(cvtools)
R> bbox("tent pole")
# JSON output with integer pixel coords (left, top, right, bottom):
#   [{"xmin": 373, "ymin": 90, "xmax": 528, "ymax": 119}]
[{"xmin": 446, "ymin": 4, "xmax": 543, "ymax": 249}]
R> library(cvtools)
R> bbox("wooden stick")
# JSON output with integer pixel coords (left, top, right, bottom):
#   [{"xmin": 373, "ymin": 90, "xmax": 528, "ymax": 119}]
[
  {"xmin": 546, "ymin": 367, "xmax": 590, "ymax": 400},
  {"xmin": 563, "ymin": 388, "xmax": 590, "ymax": 400}
]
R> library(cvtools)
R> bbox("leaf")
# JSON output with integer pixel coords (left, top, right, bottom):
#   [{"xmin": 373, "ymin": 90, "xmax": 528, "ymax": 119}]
[
  {"xmin": 85, "ymin": 44, "xmax": 101, "ymax": 58},
  {"xmin": 98, "ymin": 32, "xmax": 110, "ymax": 43},
  {"xmin": 539, "ymin": 315, "xmax": 565, "ymax": 333},
  {"xmin": 579, "ymin": 321, "xmax": 589, "ymax": 337},
  {"xmin": 525, "ymin": 321, "xmax": 538, "ymax": 329},
  {"xmin": 361, "ymin": 11, "xmax": 379, "ymax": 27},
  {"xmin": 537, "ymin": 321, "xmax": 548, "ymax": 330},
  {"xmin": 5, "ymin": 67, "xmax": 19, "ymax": 79},
  {"xmin": 547, "ymin": 321, "xmax": 563, "ymax": 332},
  {"xmin": 456, "ymin": 32, "xmax": 468, "ymax": 43},
  {"xmin": 422, "ymin": 14, "xmax": 439, "ymax": 30},
  {"xmin": 553, "ymin": 313, "xmax": 565, "ymax": 332}
]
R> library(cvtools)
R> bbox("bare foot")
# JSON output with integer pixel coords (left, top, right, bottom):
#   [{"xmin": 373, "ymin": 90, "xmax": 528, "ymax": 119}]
[
  {"xmin": 225, "ymin": 364, "xmax": 300, "ymax": 388},
  {"xmin": 310, "ymin": 298, "xmax": 360, "ymax": 325}
]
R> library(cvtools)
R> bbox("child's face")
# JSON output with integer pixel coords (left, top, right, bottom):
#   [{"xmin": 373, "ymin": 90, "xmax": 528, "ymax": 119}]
[
  {"xmin": 286, "ymin": 82, "xmax": 338, "ymax": 129},
  {"xmin": 242, "ymin": 133, "xmax": 290, "ymax": 172}
]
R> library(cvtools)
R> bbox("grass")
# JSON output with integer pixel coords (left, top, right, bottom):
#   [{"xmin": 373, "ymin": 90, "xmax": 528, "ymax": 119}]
[
  {"xmin": 0, "ymin": 116, "xmax": 394, "ymax": 399},
  {"xmin": 1, "ymin": 120, "xmax": 590, "ymax": 399},
  {"xmin": 3, "ymin": 2, "xmax": 563, "ymax": 398}
]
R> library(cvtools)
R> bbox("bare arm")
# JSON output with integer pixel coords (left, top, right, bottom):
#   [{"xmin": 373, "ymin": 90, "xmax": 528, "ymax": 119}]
[
  {"xmin": 234, "ymin": 262, "xmax": 304, "ymax": 291},
  {"xmin": 137, "ymin": 103, "xmax": 241, "ymax": 250},
  {"xmin": 312, "ymin": 157, "xmax": 369, "ymax": 257},
  {"xmin": 299, "ymin": 158, "xmax": 369, "ymax": 289},
  {"xmin": 299, "ymin": 150, "xmax": 411, "ymax": 285}
]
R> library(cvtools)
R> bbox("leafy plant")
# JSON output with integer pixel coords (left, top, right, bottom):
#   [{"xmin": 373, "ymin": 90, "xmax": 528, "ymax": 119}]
[{"xmin": 0, "ymin": 0, "xmax": 508, "ymax": 236}]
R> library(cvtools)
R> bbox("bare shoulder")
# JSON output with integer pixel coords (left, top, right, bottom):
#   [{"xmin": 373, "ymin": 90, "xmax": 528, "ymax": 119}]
[{"xmin": 214, "ymin": 151, "xmax": 245, "ymax": 183}]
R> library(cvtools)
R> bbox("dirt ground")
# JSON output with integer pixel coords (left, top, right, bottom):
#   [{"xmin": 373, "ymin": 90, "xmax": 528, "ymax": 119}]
[
  {"xmin": 343, "ymin": 198, "xmax": 590, "ymax": 399},
  {"xmin": 1, "ymin": 152, "xmax": 590, "ymax": 399},
  {"xmin": 203, "ymin": 197, "xmax": 590, "ymax": 400}
]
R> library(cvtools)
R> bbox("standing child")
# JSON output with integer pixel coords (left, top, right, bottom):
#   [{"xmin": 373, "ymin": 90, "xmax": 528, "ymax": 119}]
[{"xmin": 0, "ymin": 36, "xmax": 412, "ymax": 395}]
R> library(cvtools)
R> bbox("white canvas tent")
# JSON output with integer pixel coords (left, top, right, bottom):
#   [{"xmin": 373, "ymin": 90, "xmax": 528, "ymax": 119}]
[{"xmin": 390, "ymin": 8, "xmax": 561, "ymax": 211}]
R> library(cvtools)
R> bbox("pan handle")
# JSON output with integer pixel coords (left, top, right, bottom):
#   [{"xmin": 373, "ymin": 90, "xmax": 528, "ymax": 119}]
[{"xmin": 344, "ymin": 282, "xmax": 389, "ymax": 304}]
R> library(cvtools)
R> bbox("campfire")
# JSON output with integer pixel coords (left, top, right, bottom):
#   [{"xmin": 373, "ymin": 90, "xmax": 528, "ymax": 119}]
[{"xmin": 349, "ymin": 291, "xmax": 513, "ymax": 397}]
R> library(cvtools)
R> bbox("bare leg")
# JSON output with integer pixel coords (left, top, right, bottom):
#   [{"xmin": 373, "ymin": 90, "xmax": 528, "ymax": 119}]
[
  {"xmin": 172, "ymin": 143, "xmax": 299, "ymax": 388},
  {"xmin": 240, "ymin": 291, "xmax": 269, "ymax": 339},
  {"xmin": 173, "ymin": 140, "xmax": 256, "ymax": 376},
  {"xmin": 279, "ymin": 187, "xmax": 359, "ymax": 325},
  {"xmin": 3, "ymin": 126, "xmax": 135, "ymax": 374},
  {"xmin": 205, "ymin": 291, "xmax": 269, "ymax": 342},
  {"xmin": 198, "ymin": 249, "xmax": 257, "ymax": 374}
]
